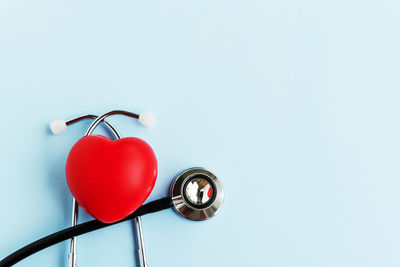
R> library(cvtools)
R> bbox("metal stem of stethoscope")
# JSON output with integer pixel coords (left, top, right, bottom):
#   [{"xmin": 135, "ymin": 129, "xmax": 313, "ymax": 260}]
[
  {"xmin": 135, "ymin": 217, "xmax": 148, "ymax": 267},
  {"xmin": 65, "ymin": 112, "xmax": 148, "ymax": 267}
]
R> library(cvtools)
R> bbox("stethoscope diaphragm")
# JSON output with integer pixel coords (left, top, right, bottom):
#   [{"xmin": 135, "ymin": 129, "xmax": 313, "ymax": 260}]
[{"xmin": 171, "ymin": 168, "xmax": 224, "ymax": 221}]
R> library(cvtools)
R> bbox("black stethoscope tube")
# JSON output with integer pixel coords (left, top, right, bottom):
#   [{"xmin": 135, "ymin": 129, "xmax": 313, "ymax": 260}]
[{"xmin": 0, "ymin": 197, "xmax": 172, "ymax": 267}]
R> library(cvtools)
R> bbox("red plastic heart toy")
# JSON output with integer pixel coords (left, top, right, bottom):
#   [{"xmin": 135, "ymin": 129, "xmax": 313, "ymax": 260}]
[{"xmin": 66, "ymin": 135, "xmax": 157, "ymax": 223}]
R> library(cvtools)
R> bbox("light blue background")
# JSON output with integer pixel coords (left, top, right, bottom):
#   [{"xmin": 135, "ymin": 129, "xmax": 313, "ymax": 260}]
[{"xmin": 1, "ymin": 0, "xmax": 400, "ymax": 266}]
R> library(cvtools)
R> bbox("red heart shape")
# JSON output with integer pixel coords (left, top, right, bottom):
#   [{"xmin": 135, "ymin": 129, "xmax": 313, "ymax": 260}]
[{"xmin": 66, "ymin": 135, "xmax": 157, "ymax": 223}]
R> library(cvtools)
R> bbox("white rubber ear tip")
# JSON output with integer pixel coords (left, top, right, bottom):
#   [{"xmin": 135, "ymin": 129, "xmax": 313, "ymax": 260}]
[
  {"xmin": 50, "ymin": 120, "xmax": 67, "ymax": 134},
  {"xmin": 138, "ymin": 113, "xmax": 155, "ymax": 127}
]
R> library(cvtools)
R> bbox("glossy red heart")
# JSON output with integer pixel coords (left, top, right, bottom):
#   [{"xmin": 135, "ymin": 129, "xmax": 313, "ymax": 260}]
[{"xmin": 66, "ymin": 135, "xmax": 157, "ymax": 223}]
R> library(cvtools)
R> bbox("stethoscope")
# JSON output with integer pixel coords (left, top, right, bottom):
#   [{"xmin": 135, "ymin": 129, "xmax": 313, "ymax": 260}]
[{"xmin": 0, "ymin": 110, "xmax": 224, "ymax": 267}]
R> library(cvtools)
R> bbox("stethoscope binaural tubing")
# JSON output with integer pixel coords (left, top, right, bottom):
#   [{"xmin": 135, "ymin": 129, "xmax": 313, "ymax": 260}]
[
  {"xmin": 0, "ymin": 197, "xmax": 173, "ymax": 267},
  {"xmin": 67, "ymin": 112, "xmax": 138, "ymax": 267}
]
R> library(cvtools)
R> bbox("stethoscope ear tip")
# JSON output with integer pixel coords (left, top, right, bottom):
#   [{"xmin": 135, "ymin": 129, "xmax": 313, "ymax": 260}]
[
  {"xmin": 50, "ymin": 112, "xmax": 155, "ymax": 135},
  {"xmin": 50, "ymin": 120, "xmax": 67, "ymax": 135},
  {"xmin": 138, "ymin": 113, "xmax": 155, "ymax": 127}
]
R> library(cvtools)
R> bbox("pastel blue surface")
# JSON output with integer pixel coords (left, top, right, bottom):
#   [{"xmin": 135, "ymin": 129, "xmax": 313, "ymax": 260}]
[{"xmin": 1, "ymin": 0, "xmax": 400, "ymax": 266}]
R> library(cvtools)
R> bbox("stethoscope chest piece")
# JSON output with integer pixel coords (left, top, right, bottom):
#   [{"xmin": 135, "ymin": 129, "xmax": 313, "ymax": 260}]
[{"xmin": 171, "ymin": 168, "xmax": 224, "ymax": 221}]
